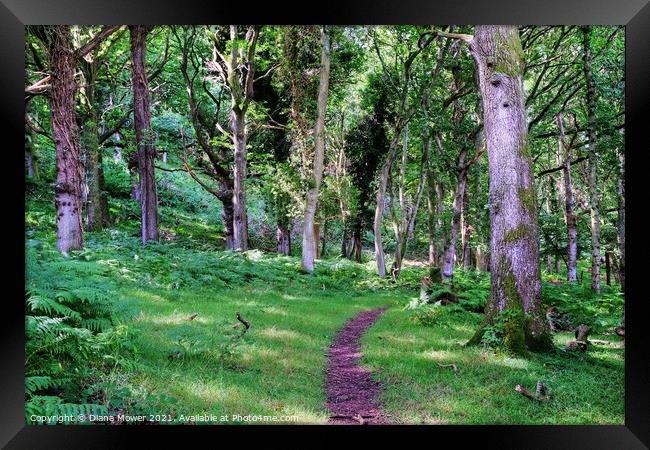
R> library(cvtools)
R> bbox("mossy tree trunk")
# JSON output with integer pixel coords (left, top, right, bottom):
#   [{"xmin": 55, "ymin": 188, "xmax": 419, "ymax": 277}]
[
  {"xmin": 41, "ymin": 26, "xmax": 85, "ymax": 254},
  {"xmin": 466, "ymin": 25, "xmax": 552, "ymax": 354}
]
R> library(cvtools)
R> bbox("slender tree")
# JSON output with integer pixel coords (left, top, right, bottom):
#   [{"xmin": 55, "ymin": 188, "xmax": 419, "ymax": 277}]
[
  {"xmin": 130, "ymin": 25, "xmax": 159, "ymax": 243},
  {"xmin": 556, "ymin": 112, "xmax": 578, "ymax": 281},
  {"xmin": 581, "ymin": 25, "xmax": 602, "ymax": 293},
  {"xmin": 301, "ymin": 26, "xmax": 331, "ymax": 273}
]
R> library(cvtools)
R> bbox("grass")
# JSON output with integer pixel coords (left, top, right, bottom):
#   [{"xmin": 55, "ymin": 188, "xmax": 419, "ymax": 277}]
[
  {"xmin": 363, "ymin": 303, "xmax": 624, "ymax": 424},
  {"xmin": 25, "ymin": 178, "xmax": 624, "ymax": 425},
  {"xmin": 116, "ymin": 284, "xmax": 394, "ymax": 424}
]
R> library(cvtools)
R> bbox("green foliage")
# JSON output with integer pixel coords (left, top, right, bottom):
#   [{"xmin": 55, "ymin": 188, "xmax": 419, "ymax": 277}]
[
  {"xmin": 542, "ymin": 276, "xmax": 623, "ymax": 333},
  {"xmin": 25, "ymin": 245, "xmax": 142, "ymax": 424}
]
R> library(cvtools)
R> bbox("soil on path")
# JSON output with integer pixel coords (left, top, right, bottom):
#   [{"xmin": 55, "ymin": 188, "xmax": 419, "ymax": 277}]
[{"xmin": 326, "ymin": 307, "xmax": 389, "ymax": 425}]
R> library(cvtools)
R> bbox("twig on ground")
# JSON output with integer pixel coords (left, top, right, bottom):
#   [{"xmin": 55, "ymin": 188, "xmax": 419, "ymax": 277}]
[
  {"xmin": 437, "ymin": 363, "xmax": 459, "ymax": 374},
  {"xmin": 236, "ymin": 312, "xmax": 250, "ymax": 330},
  {"xmin": 516, "ymin": 380, "xmax": 551, "ymax": 402}
]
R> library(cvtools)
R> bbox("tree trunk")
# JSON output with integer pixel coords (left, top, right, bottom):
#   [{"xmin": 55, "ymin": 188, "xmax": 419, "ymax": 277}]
[
  {"xmin": 81, "ymin": 120, "xmax": 103, "ymax": 231},
  {"xmin": 426, "ymin": 163, "xmax": 436, "ymax": 265},
  {"xmin": 216, "ymin": 184, "xmax": 235, "ymax": 251},
  {"xmin": 127, "ymin": 151, "xmax": 141, "ymax": 202},
  {"xmin": 476, "ymin": 246, "xmax": 488, "ymax": 272},
  {"xmin": 442, "ymin": 144, "xmax": 468, "ymax": 281},
  {"xmin": 582, "ymin": 26, "xmax": 601, "ymax": 294},
  {"xmin": 78, "ymin": 53, "xmax": 106, "ymax": 232},
  {"xmin": 45, "ymin": 26, "xmax": 84, "ymax": 254},
  {"xmin": 351, "ymin": 223, "xmax": 363, "ymax": 262},
  {"xmin": 320, "ymin": 221, "xmax": 327, "ymax": 258},
  {"xmin": 374, "ymin": 135, "xmax": 400, "ymax": 277},
  {"xmin": 276, "ymin": 220, "xmax": 291, "ymax": 256},
  {"xmin": 25, "ymin": 147, "xmax": 36, "ymax": 178},
  {"xmin": 130, "ymin": 25, "xmax": 159, "ymax": 244},
  {"xmin": 466, "ymin": 26, "xmax": 552, "ymax": 354},
  {"xmin": 557, "ymin": 113, "xmax": 578, "ymax": 282},
  {"xmin": 231, "ymin": 108, "xmax": 249, "ymax": 251},
  {"xmin": 605, "ymin": 251, "xmax": 611, "ymax": 286},
  {"xmin": 301, "ymin": 26, "xmax": 331, "ymax": 273},
  {"xmin": 313, "ymin": 222, "xmax": 321, "ymax": 260},
  {"xmin": 97, "ymin": 149, "xmax": 110, "ymax": 226},
  {"xmin": 461, "ymin": 181, "xmax": 472, "ymax": 270},
  {"xmin": 340, "ymin": 226, "xmax": 349, "ymax": 258},
  {"xmin": 435, "ymin": 182, "xmax": 445, "ymax": 265},
  {"xmin": 617, "ymin": 150, "xmax": 625, "ymax": 293},
  {"xmin": 25, "ymin": 103, "xmax": 39, "ymax": 179}
]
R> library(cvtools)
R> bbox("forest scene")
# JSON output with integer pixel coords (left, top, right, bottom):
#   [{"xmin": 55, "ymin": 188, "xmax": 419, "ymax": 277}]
[{"xmin": 24, "ymin": 25, "xmax": 625, "ymax": 425}]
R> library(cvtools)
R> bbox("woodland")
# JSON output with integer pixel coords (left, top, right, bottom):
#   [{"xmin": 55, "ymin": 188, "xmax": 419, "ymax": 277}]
[{"xmin": 24, "ymin": 25, "xmax": 624, "ymax": 425}]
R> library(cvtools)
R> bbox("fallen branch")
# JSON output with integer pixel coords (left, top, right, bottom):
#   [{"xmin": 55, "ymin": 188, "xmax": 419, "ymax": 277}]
[
  {"xmin": 437, "ymin": 363, "xmax": 459, "ymax": 374},
  {"xmin": 236, "ymin": 312, "xmax": 250, "ymax": 330},
  {"xmin": 516, "ymin": 381, "xmax": 551, "ymax": 402}
]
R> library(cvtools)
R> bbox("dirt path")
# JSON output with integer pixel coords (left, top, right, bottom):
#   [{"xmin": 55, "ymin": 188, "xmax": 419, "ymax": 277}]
[{"xmin": 326, "ymin": 307, "xmax": 389, "ymax": 425}]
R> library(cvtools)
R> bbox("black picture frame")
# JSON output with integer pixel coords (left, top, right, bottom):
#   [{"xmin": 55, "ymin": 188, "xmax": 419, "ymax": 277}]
[{"xmin": 3, "ymin": 0, "xmax": 649, "ymax": 447}]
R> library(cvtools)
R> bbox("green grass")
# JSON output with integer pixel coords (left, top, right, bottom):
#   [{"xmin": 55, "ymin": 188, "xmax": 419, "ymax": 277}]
[
  {"xmin": 25, "ymin": 178, "xmax": 624, "ymax": 425},
  {"xmin": 363, "ymin": 303, "xmax": 623, "ymax": 424},
  {"xmin": 117, "ymin": 285, "xmax": 395, "ymax": 424}
]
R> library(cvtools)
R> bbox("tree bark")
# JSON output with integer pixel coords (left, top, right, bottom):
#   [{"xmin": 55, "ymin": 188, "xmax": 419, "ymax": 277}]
[
  {"xmin": 582, "ymin": 26, "xmax": 601, "ymax": 294},
  {"xmin": 231, "ymin": 108, "xmax": 249, "ymax": 250},
  {"xmin": 557, "ymin": 113, "xmax": 578, "ymax": 281},
  {"xmin": 442, "ymin": 142, "xmax": 468, "ymax": 281},
  {"xmin": 221, "ymin": 25, "xmax": 260, "ymax": 251},
  {"xmin": 81, "ymin": 119, "xmax": 103, "ymax": 231},
  {"xmin": 217, "ymin": 183, "xmax": 235, "ymax": 250},
  {"xmin": 276, "ymin": 220, "xmax": 291, "ymax": 256},
  {"xmin": 374, "ymin": 134, "xmax": 401, "ymax": 277},
  {"xmin": 461, "ymin": 171, "xmax": 473, "ymax": 270},
  {"xmin": 130, "ymin": 25, "xmax": 159, "ymax": 244},
  {"xmin": 42, "ymin": 26, "xmax": 84, "ymax": 254},
  {"xmin": 78, "ymin": 49, "xmax": 108, "ymax": 232},
  {"xmin": 617, "ymin": 150, "xmax": 625, "ymax": 293},
  {"xmin": 426, "ymin": 157, "xmax": 437, "ymax": 265},
  {"xmin": 301, "ymin": 26, "xmax": 331, "ymax": 273},
  {"xmin": 435, "ymin": 182, "xmax": 446, "ymax": 264},
  {"xmin": 25, "ymin": 102, "xmax": 39, "ymax": 179},
  {"xmin": 351, "ymin": 223, "xmax": 363, "ymax": 262},
  {"xmin": 341, "ymin": 226, "xmax": 349, "ymax": 258},
  {"xmin": 466, "ymin": 26, "xmax": 552, "ymax": 354}
]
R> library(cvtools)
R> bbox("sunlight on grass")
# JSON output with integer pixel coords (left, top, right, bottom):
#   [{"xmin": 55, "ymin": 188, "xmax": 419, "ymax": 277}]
[
  {"xmin": 259, "ymin": 326, "xmax": 302, "ymax": 340},
  {"xmin": 421, "ymin": 349, "xmax": 457, "ymax": 361}
]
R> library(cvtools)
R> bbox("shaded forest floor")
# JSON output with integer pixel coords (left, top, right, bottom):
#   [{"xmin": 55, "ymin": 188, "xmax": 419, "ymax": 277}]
[{"xmin": 25, "ymin": 180, "xmax": 624, "ymax": 425}]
